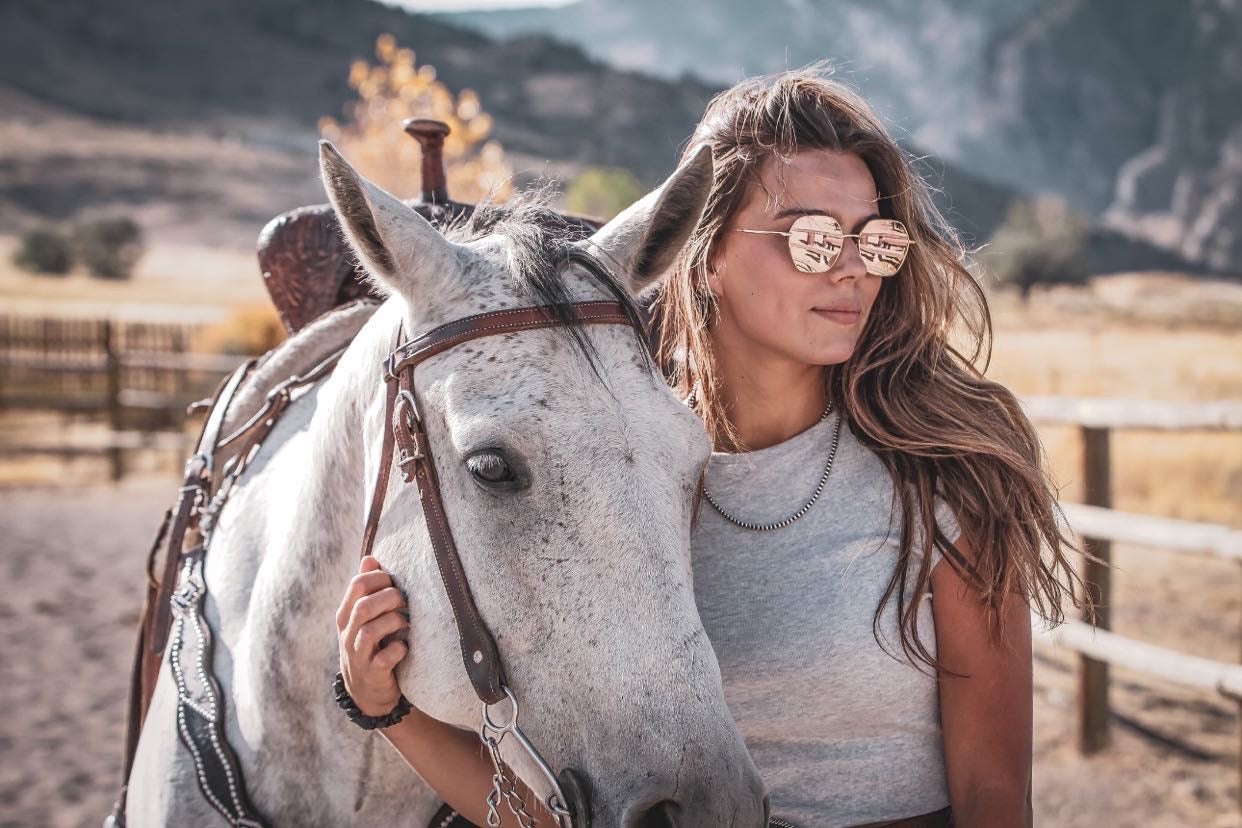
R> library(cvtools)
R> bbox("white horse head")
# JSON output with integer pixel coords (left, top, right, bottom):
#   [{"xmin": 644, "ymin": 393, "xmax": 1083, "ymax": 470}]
[{"xmin": 319, "ymin": 142, "xmax": 766, "ymax": 826}]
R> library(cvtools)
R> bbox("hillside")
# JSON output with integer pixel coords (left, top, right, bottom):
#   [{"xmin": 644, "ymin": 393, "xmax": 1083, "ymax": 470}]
[
  {"xmin": 0, "ymin": 0, "xmax": 1210, "ymax": 277},
  {"xmin": 439, "ymin": 0, "xmax": 1242, "ymax": 276},
  {"xmin": 0, "ymin": 0, "xmax": 719, "ymax": 246},
  {"xmin": 0, "ymin": 0, "xmax": 720, "ymax": 179}
]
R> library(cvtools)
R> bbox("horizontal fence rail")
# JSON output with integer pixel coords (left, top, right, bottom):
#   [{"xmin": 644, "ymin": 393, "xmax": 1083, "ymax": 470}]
[
  {"xmin": 1034, "ymin": 620, "xmax": 1242, "ymax": 702},
  {"xmin": 0, "ymin": 430, "xmax": 188, "ymax": 457},
  {"xmin": 1023, "ymin": 395, "xmax": 1242, "ymax": 430},
  {"xmin": 1040, "ymin": 503, "xmax": 1242, "ymax": 699},
  {"xmin": 1061, "ymin": 502, "xmax": 1242, "ymax": 564},
  {"xmin": 0, "ymin": 351, "xmax": 242, "ymax": 373}
]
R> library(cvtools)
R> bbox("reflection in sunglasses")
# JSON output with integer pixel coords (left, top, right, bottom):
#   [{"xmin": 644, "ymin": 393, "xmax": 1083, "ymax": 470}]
[
  {"xmin": 792, "ymin": 228, "xmax": 843, "ymax": 272},
  {"xmin": 734, "ymin": 214, "xmax": 913, "ymax": 276}
]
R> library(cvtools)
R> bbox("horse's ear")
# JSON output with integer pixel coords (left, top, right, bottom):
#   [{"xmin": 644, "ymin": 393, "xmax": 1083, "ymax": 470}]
[
  {"xmin": 318, "ymin": 140, "xmax": 461, "ymax": 298},
  {"xmin": 580, "ymin": 145, "xmax": 713, "ymax": 293}
]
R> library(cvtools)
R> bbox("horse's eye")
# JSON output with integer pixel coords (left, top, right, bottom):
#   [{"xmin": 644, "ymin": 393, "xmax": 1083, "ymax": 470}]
[{"xmin": 465, "ymin": 450, "xmax": 518, "ymax": 488}]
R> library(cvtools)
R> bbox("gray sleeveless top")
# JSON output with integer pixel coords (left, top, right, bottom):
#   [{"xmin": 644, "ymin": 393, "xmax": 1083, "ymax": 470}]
[{"xmin": 692, "ymin": 411, "xmax": 960, "ymax": 827}]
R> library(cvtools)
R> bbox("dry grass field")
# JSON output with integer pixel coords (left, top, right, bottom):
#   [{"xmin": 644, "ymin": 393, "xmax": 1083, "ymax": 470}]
[
  {"xmin": 987, "ymin": 279, "xmax": 1242, "ymax": 527},
  {"xmin": 1, "ymin": 254, "xmax": 1240, "ymax": 826},
  {"xmin": 0, "ymin": 237, "xmax": 266, "ymax": 324}
]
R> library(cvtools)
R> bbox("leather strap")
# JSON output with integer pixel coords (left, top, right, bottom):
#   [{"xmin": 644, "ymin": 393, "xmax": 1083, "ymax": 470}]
[
  {"xmin": 359, "ymin": 372, "xmax": 399, "ymax": 562},
  {"xmin": 217, "ymin": 345, "xmax": 348, "ymax": 457},
  {"xmin": 147, "ymin": 359, "xmax": 254, "ymax": 659},
  {"xmin": 121, "ymin": 347, "xmax": 348, "ymax": 827},
  {"xmin": 362, "ymin": 301, "xmax": 634, "ymax": 706},
  {"xmin": 111, "ymin": 360, "xmax": 256, "ymax": 827},
  {"xmin": 387, "ymin": 301, "xmax": 634, "ymax": 377},
  {"xmin": 396, "ymin": 366, "xmax": 505, "ymax": 702}
]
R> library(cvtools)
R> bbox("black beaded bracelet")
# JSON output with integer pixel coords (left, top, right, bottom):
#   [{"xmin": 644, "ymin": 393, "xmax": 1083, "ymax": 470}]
[{"xmin": 333, "ymin": 671, "xmax": 414, "ymax": 730}]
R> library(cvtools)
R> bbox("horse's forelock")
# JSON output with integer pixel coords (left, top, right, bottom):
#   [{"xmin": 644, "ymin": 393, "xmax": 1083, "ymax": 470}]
[{"xmin": 441, "ymin": 191, "xmax": 651, "ymax": 377}]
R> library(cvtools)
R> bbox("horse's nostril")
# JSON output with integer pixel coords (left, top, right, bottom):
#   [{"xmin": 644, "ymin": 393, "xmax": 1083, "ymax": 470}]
[
  {"xmin": 762, "ymin": 793, "xmax": 771, "ymax": 825},
  {"xmin": 635, "ymin": 799, "xmax": 679, "ymax": 828}
]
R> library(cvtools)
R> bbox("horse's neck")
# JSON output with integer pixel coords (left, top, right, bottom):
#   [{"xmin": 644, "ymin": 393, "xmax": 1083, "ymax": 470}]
[
  {"xmin": 206, "ymin": 305, "xmax": 451, "ymax": 820},
  {"xmin": 233, "ymin": 308, "xmax": 397, "ymax": 703}
]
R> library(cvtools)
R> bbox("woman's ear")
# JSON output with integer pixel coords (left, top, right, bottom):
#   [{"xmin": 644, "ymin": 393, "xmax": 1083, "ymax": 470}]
[{"xmin": 704, "ymin": 244, "xmax": 725, "ymax": 297}]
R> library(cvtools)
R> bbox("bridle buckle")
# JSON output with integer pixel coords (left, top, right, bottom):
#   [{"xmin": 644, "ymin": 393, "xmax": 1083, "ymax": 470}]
[{"xmin": 392, "ymin": 386, "xmax": 420, "ymax": 425}]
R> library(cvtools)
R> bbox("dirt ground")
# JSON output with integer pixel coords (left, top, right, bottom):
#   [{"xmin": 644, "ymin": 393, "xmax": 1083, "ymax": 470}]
[{"xmin": 0, "ymin": 476, "xmax": 1238, "ymax": 828}]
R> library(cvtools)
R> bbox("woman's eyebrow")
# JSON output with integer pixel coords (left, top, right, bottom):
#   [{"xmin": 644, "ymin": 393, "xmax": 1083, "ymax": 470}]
[{"xmin": 772, "ymin": 206, "xmax": 882, "ymax": 234}]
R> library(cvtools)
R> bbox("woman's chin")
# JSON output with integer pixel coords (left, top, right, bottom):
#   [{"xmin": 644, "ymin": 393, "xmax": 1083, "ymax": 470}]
[{"xmin": 799, "ymin": 339, "xmax": 859, "ymax": 367}]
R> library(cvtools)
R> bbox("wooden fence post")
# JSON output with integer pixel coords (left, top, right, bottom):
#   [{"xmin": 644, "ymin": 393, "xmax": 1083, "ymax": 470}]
[
  {"xmin": 1079, "ymin": 425, "xmax": 1112, "ymax": 754},
  {"xmin": 103, "ymin": 319, "xmax": 123, "ymax": 481}
]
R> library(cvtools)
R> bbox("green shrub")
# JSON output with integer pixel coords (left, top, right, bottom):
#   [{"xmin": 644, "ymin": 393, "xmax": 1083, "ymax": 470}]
[
  {"xmin": 72, "ymin": 216, "xmax": 145, "ymax": 280},
  {"xmin": 565, "ymin": 167, "xmax": 643, "ymax": 221},
  {"xmin": 13, "ymin": 229, "xmax": 74, "ymax": 275},
  {"xmin": 986, "ymin": 195, "xmax": 1092, "ymax": 299}
]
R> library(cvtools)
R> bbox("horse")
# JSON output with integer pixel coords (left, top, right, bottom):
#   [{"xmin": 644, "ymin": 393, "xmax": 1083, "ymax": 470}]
[{"xmin": 124, "ymin": 141, "xmax": 769, "ymax": 827}]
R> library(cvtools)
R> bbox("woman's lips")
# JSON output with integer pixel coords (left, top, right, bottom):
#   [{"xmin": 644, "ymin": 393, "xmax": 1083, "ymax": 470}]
[{"xmin": 812, "ymin": 306, "xmax": 861, "ymax": 324}]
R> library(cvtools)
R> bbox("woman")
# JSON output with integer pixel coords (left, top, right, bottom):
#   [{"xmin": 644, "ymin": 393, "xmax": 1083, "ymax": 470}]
[{"xmin": 335, "ymin": 68, "xmax": 1082, "ymax": 827}]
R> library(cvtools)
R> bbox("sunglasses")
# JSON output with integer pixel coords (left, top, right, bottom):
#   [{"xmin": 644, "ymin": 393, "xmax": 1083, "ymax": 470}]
[{"xmin": 732, "ymin": 214, "xmax": 914, "ymax": 277}]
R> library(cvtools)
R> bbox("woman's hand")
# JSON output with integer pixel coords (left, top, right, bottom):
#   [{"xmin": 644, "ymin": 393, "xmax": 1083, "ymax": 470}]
[
  {"xmin": 336, "ymin": 558, "xmax": 558, "ymax": 827},
  {"xmin": 336, "ymin": 555, "xmax": 411, "ymax": 718}
]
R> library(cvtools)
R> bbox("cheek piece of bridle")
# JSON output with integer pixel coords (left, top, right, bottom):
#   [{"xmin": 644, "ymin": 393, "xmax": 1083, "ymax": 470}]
[{"xmin": 360, "ymin": 299, "xmax": 635, "ymax": 828}]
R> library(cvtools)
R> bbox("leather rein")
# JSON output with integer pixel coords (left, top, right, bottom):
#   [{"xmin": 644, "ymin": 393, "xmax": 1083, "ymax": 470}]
[{"xmin": 360, "ymin": 299, "xmax": 636, "ymax": 828}]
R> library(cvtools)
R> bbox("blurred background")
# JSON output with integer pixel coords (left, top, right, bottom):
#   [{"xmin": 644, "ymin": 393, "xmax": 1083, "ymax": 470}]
[{"xmin": 0, "ymin": 0, "xmax": 1239, "ymax": 825}]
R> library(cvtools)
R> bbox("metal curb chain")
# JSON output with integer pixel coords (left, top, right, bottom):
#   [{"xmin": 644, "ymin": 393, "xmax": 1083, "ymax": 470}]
[
  {"xmin": 703, "ymin": 402, "xmax": 842, "ymax": 532},
  {"xmin": 483, "ymin": 735, "xmax": 538, "ymax": 828}
]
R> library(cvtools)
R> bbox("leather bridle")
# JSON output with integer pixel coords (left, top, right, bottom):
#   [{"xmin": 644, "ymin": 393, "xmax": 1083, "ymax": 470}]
[{"xmin": 360, "ymin": 299, "xmax": 638, "ymax": 828}]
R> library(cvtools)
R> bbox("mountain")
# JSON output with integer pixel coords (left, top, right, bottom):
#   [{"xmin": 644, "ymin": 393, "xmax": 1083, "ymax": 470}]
[
  {"xmin": 435, "ymin": 0, "xmax": 1242, "ymax": 275},
  {"xmin": 0, "ymin": 0, "xmax": 718, "ymax": 245},
  {"xmin": 438, "ymin": 0, "xmax": 1042, "ymax": 146},
  {"xmin": 0, "ymin": 0, "xmax": 719, "ymax": 182},
  {"xmin": 970, "ymin": 0, "xmax": 1242, "ymax": 274},
  {"xmin": 0, "ymin": 0, "xmax": 1212, "ymax": 278}
]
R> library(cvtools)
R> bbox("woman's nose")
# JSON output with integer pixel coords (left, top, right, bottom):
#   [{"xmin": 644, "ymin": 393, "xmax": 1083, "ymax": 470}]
[{"xmin": 829, "ymin": 236, "xmax": 868, "ymax": 282}]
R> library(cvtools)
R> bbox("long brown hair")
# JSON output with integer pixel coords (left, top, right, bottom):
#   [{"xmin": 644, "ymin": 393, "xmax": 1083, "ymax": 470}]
[{"xmin": 653, "ymin": 66, "xmax": 1084, "ymax": 668}]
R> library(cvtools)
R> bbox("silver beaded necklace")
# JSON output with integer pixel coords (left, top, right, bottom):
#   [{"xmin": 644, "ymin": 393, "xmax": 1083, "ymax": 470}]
[{"xmin": 700, "ymin": 399, "xmax": 843, "ymax": 532}]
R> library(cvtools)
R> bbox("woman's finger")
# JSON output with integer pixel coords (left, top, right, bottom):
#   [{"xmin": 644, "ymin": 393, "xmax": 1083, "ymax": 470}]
[
  {"xmin": 352, "ymin": 610, "xmax": 409, "ymax": 660},
  {"xmin": 348, "ymin": 586, "xmax": 406, "ymax": 631},
  {"xmin": 373, "ymin": 638, "xmax": 409, "ymax": 670},
  {"xmin": 335, "ymin": 570, "xmax": 393, "ymax": 629}
]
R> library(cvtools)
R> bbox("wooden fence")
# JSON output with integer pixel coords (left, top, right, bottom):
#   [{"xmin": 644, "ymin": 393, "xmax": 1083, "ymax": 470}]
[
  {"xmin": 1022, "ymin": 395, "xmax": 1242, "ymax": 801},
  {"xmin": 3, "ymin": 316, "xmax": 1241, "ymax": 784},
  {"xmin": 0, "ymin": 315, "xmax": 243, "ymax": 478}
]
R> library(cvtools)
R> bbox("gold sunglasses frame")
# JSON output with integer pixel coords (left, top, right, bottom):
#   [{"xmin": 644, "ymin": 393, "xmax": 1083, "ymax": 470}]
[{"xmin": 732, "ymin": 214, "xmax": 915, "ymax": 277}]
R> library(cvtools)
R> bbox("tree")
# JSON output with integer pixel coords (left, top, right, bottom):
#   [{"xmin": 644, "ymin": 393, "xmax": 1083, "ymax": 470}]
[
  {"xmin": 320, "ymin": 34, "xmax": 512, "ymax": 203},
  {"xmin": 72, "ymin": 217, "xmax": 144, "ymax": 280},
  {"xmin": 13, "ymin": 229, "xmax": 73, "ymax": 275},
  {"xmin": 985, "ymin": 195, "xmax": 1092, "ymax": 299},
  {"xmin": 564, "ymin": 167, "xmax": 644, "ymax": 221}
]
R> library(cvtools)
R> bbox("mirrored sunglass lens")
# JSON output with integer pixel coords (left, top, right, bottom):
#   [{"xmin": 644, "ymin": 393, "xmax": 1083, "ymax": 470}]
[
  {"xmin": 787, "ymin": 214, "xmax": 843, "ymax": 273},
  {"xmin": 857, "ymin": 219, "xmax": 911, "ymax": 277}
]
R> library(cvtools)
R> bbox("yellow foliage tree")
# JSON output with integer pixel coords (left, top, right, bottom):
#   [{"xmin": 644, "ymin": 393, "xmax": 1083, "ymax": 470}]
[{"xmin": 319, "ymin": 34, "xmax": 512, "ymax": 203}]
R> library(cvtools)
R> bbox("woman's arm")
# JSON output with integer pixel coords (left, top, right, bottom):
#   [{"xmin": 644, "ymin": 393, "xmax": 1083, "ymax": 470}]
[
  {"xmin": 337, "ymin": 556, "xmax": 558, "ymax": 828},
  {"xmin": 931, "ymin": 533, "xmax": 1034, "ymax": 828}
]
